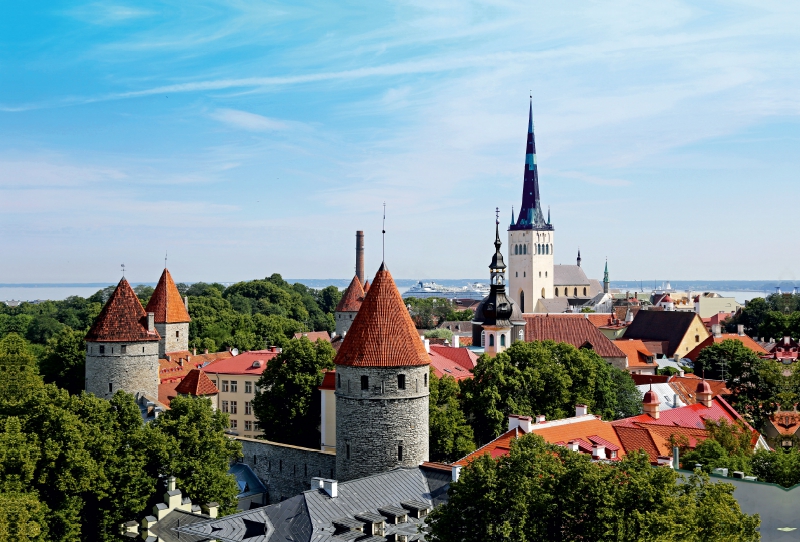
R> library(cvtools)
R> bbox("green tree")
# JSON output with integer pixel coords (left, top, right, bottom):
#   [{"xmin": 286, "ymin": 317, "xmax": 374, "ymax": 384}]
[
  {"xmin": 252, "ymin": 337, "xmax": 335, "ymax": 448},
  {"xmin": 726, "ymin": 297, "xmax": 769, "ymax": 336},
  {"xmin": 39, "ymin": 327, "xmax": 86, "ymax": 395},
  {"xmin": 424, "ymin": 329, "xmax": 453, "ymax": 341},
  {"xmin": 427, "ymin": 434, "xmax": 759, "ymax": 542},
  {"xmin": 751, "ymin": 447, "xmax": 800, "ymax": 488},
  {"xmin": 148, "ymin": 396, "xmax": 242, "ymax": 515},
  {"xmin": 429, "ymin": 370, "xmax": 475, "ymax": 462},
  {"xmin": 759, "ymin": 311, "xmax": 788, "ymax": 341},
  {"xmin": 133, "ymin": 284, "xmax": 154, "ymax": 305},
  {"xmin": 460, "ymin": 341, "xmax": 625, "ymax": 444}
]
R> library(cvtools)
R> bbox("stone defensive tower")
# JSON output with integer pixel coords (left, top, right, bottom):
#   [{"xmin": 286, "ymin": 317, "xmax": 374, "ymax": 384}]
[
  {"xmin": 334, "ymin": 263, "xmax": 430, "ymax": 481},
  {"xmin": 145, "ymin": 268, "xmax": 191, "ymax": 356},
  {"xmin": 334, "ymin": 275, "xmax": 364, "ymax": 337},
  {"xmin": 85, "ymin": 278, "xmax": 161, "ymax": 400}
]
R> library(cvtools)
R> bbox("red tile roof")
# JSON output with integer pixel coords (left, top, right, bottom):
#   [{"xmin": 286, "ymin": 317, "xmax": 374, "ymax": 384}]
[
  {"xmin": 293, "ymin": 331, "xmax": 331, "ymax": 343},
  {"xmin": 429, "ymin": 345, "xmax": 479, "ymax": 372},
  {"xmin": 613, "ymin": 339, "xmax": 656, "ymax": 368},
  {"xmin": 523, "ymin": 315, "xmax": 626, "ymax": 359},
  {"xmin": 319, "ymin": 370, "xmax": 336, "ymax": 391},
  {"xmin": 145, "ymin": 268, "xmax": 190, "ymax": 324},
  {"xmin": 454, "ymin": 427, "xmax": 524, "ymax": 466},
  {"xmin": 335, "ymin": 275, "xmax": 365, "ymax": 313},
  {"xmin": 203, "ymin": 349, "xmax": 280, "ymax": 376},
  {"xmin": 429, "ymin": 350, "xmax": 472, "ymax": 381},
  {"xmin": 669, "ymin": 374, "xmax": 731, "ymax": 398},
  {"xmin": 158, "ymin": 380, "xmax": 181, "ymax": 408},
  {"xmin": 613, "ymin": 425, "xmax": 661, "ymax": 460},
  {"xmin": 685, "ymin": 333, "xmax": 768, "ymax": 362},
  {"xmin": 630, "ymin": 374, "xmax": 670, "ymax": 385},
  {"xmin": 174, "ymin": 369, "xmax": 219, "ymax": 396},
  {"xmin": 85, "ymin": 278, "xmax": 161, "ymax": 342},
  {"xmin": 363, "ymin": 280, "xmax": 370, "ymax": 293},
  {"xmin": 158, "ymin": 350, "xmax": 234, "ymax": 384},
  {"xmin": 528, "ymin": 417, "xmax": 625, "ymax": 460},
  {"xmin": 334, "ymin": 264, "xmax": 430, "ymax": 368}
]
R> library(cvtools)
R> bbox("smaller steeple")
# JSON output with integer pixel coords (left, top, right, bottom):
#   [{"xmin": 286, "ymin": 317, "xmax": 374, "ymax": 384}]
[
  {"xmin": 490, "ymin": 208, "xmax": 506, "ymax": 286},
  {"xmin": 577, "ymin": 249, "xmax": 581, "ymax": 268},
  {"xmin": 510, "ymin": 206, "xmax": 515, "ymax": 226},
  {"xmin": 603, "ymin": 259, "xmax": 610, "ymax": 294}
]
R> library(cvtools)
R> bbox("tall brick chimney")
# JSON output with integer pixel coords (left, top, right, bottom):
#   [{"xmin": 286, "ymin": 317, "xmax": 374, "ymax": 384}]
[{"xmin": 356, "ymin": 230, "xmax": 365, "ymax": 285}]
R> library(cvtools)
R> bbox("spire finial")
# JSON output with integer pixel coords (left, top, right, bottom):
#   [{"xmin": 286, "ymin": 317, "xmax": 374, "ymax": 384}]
[
  {"xmin": 165, "ymin": 251, "xmax": 168, "ymax": 269},
  {"xmin": 382, "ymin": 202, "xmax": 386, "ymax": 263},
  {"xmin": 121, "ymin": 263, "xmax": 125, "ymax": 278}
]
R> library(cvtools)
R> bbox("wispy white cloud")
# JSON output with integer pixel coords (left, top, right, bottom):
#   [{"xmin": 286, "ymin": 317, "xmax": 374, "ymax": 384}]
[{"xmin": 209, "ymin": 108, "xmax": 294, "ymax": 132}]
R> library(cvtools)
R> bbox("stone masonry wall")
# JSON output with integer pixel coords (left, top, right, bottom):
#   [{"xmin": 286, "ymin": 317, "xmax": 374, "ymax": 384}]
[
  {"xmin": 335, "ymin": 364, "xmax": 429, "ymax": 482},
  {"xmin": 155, "ymin": 322, "xmax": 189, "ymax": 356},
  {"xmin": 85, "ymin": 340, "xmax": 160, "ymax": 400},
  {"xmin": 237, "ymin": 437, "xmax": 336, "ymax": 504},
  {"xmin": 335, "ymin": 311, "xmax": 358, "ymax": 337}
]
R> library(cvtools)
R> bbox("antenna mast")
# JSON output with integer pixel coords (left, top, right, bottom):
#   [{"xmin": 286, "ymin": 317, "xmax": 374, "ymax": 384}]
[{"xmin": 382, "ymin": 202, "xmax": 386, "ymax": 262}]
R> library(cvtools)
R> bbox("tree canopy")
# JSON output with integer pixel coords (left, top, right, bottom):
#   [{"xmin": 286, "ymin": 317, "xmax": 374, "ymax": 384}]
[
  {"xmin": 251, "ymin": 337, "xmax": 336, "ymax": 448},
  {"xmin": 428, "ymin": 433, "xmax": 760, "ymax": 542},
  {"xmin": 429, "ymin": 369, "xmax": 475, "ymax": 462},
  {"xmin": 460, "ymin": 341, "xmax": 642, "ymax": 444}
]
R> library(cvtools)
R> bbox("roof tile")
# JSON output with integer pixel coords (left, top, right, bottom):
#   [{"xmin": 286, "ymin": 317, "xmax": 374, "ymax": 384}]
[
  {"xmin": 335, "ymin": 275, "xmax": 365, "ymax": 313},
  {"xmin": 523, "ymin": 315, "xmax": 626, "ymax": 358},
  {"xmin": 145, "ymin": 268, "xmax": 191, "ymax": 324},
  {"xmin": 174, "ymin": 369, "xmax": 219, "ymax": 396}
]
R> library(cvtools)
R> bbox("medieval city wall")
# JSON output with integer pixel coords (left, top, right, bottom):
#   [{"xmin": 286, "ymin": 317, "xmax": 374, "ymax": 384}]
[{"xmin": 237, "ymin": 437, "xmax": 337, "ymax": 504}]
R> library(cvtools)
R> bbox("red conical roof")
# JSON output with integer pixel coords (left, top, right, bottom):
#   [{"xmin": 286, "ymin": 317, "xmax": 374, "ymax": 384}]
[
  {"xmin": 363, "ymin": 280, "xmax": 370, "ymax": 293},
  {"xmin": 643, "ymin": 389, "xmax": 659, "ymax": 405},
  {"xmin": 335, "ymin": 275, "xmax": 365, "ymax": 313},
  {"xmin": 174, "ymin": 369, "xmax": 219, "ymax": 396},
  {"xmin": 696, "ymin": 380, "xmax": 712, "ymax": 395},
  {"xmin": 145, "ymin": 268, "xmax": 190, "ymax": 324},
  {"xmin": 86, "ymin": 278, "xmax": 161, "ymax": 342},
  {"xmin": 335, "ymin": 264, "xmax": 430, "ymax": 368}
]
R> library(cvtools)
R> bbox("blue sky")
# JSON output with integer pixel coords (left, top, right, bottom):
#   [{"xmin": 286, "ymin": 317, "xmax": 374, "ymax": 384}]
[{"xmin": 1, "ymin": 1, "xmax": 799, "ymax": 284}]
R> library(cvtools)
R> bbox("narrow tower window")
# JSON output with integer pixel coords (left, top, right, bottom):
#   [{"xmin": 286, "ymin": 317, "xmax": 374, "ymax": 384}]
[
  {"xmin": 99, "ymin": 345, "xmax": 105, "ymax": 354},
  {"xmin": 361, "ymin": 375, "xmax": 369, "ymax": 390},
  {"xmin": 108, "ymin": 383, "xmax": 112, "ymax": 393},
  {"xmin": 424, "ymin": 373, "xmax": 428, "ymax": 387},
  {"xmin": 500, "ymin": 335, "xmax": 506, "ymax": 346},
  {"xmin": 520, "ymin": 291, "xmax": 525, "ymax": 313},
  {"xmin": 523, "ymin": 244, "xmax": 527, "ymax": 255},
  {"xmin": 337, "ymin": 373, "xmax": 341, "ymax": 388},
  {"xmin": 574, "ymin": 288, "xmax": 577, "ymax": 297},
  {"xmin": 346, "ymin": 444, "xmax": 351, "ymax": 460},
  {"xmin": 398, "ymin": 374, "xmax": 406, "ymax": 390},
  {"xmin": 398, "ymin": 444, "xmax": 404, "ymax": 461},
  {"xmin": 120, "ymin": 345, "xmax": 126, "ymax": 354},
  {"xmin": 489, "ymin": 334, "xmax": 495, "ymax": 347},
  {"xmin": 555, "ymin": 288, "xmax": 559, "ymax": 297}
]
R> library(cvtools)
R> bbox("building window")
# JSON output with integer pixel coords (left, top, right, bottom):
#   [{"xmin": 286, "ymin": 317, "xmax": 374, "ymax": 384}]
[
  {"xmin": 520, "ymin": 291, "xmax": 525, "ymax": 313},
  {"xmin": 555, "ymin": 288, "xmax": 559, "ymax": 297},
  {"xmin": 424, "ymin": 373, "xmax": 428, "ymax": 387},
  {"xmin": 574, "ymin": 288, "xmax": 577, "ymax": 297},
  {"xmin": 222, "ymin": 380, "xmax": 229, "ymax": 392},
  {"xmin": 523, "ymin": 272, "xmax": 526, "ymax": 277},
  {"xmin": 361, "ymin": 375, "xmax": 369, "ymax": 390},
  {"xmin": 398, "ymin": 444, "xmax": 404, "ymax": 461},
  {"xmin": 695, "ymin": 335, "xmax": 700, "ymax": 342},
  {"xmin": 120, "ymin": 345, "xmax": 126, "ymax": 354},
  {"xmin": 176, "ymin": 330, "xmax": 180, "ymax": 338},
  {"xmin": 539, "ymin": 271, "xmax": 541, "ymax": 277},
  {"xmin": 545, "ymin": 271, "xmax": 547, "ymax": 277},
  {"xmin": 253, "ymin": 422, "xmax": 259, "ymax": 431},
  {"xmin": 245, "ymin": 401, "xmax": 252, "ymax": 415},
  {"xmin": 547, "ymin": 244, "xmax": 550, "ymax": 255},
  {"xmin": 230, "ymin": 419, "xmax": 237, "ymax": 429},
  {"xmin": 346, "ymin": 444, "xmax": 351, "ymax": 460},
  {"xmin": 515, "ymin": 272, "xmax": 518, "ymax": 277},
  {"xmin": 583, "ymin": 287, "xmax": 587, "ymax": 296},
  {"xmin": 523, "ymin": 244, "xmax": 527, "ymax": 255},
  {"xmin": 398, "ymin": 374, "xmax": 406, "ymax": 390},
  {"xmin": 514, "ymin": 245, "xmax": 518, "ymax": 255},
  {"xmin": 222, "ymin": 401, "xmax": 229, "ymax": 413},
  {"xmin": 245, "ymin": 381, "xmax": 252, "ymax": 394},
  {"xmin": 541, "ymin": 288, "xmax": 545, "ymax": 298},
  {"xmin": 481, "ymin": 330, "xmax": 485, "ymax": 347},
  {"xmin": 230, "ymin": 401, "xmax": 237, "ymax": 414},
  {"xmin": 489, "ymin": 334, "xmax": 495, "ymax": 347},
  {"xmin": 337, "ymin": 373, "xmax": 341, "ymax": 388},
  {"xmin": 108, "ymin": 383, "xmax": 112, "ymax": 393},
  {"xmin": 230, "ymin": 381, "xmax": 238, "ymax": 393},
  {"xmin": 99, "ymin": 345, "xmax": 105, "ymax": 354},
  {"xmin": 245, "ymin": 420, "xmax": 252, "ymax": 431},
  {"xmin": 500, "ymin": 334, "xmax": 506, "ymax": 346}
]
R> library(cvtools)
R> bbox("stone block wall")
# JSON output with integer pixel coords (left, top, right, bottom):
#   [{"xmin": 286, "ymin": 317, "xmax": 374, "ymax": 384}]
[
  {"xmin": 85, "ymin": 340, "xmax": 160, "ymax": 400},
  {"xmin": 335, "ymin": 364, "xmax": 429, "ymax": 481},
  {"xmin": 335, "ymin": 311, "xmax": 358, "ymax": 337},
  {"xmin": 155, "ymin": 322, "xmax": 189, "ymax": 356},
  {"xmin": 237, "ymin": 437, "xmax": 336, "ymax": 504}
]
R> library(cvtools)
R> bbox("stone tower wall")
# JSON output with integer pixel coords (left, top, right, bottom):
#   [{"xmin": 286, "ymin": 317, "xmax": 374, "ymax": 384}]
[
  {"xmin": 335, "ymin": 364, "xmax": 429, "ymax": 482},
  {"xmin": 508, "ymin": 227, "xmax": 554, "ymax": 312},
  {"xmin": 85, "ymin": 341, "xmax": 160, "ymax": 400},
  {"xmin": 335, "ymin": 311, "xmax": 358, "ymax": 337},
  {"xmin": 155, "ymin": 322, "xmax": 190, "ymax": 356}
]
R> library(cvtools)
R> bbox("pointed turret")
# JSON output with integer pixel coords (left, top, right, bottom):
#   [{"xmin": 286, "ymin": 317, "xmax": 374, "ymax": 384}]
[
  {"xmin": 603, "ymin": 260, "xmax": 610, "ymax": 294},
  {"xmin": 146, "ymin": 268, "xmax": 190, "ymax": 356},
  {"xmin": 577, "ymin": 249, "xmax": 582, "ymax": 268},
  {"xmin": 335, "ymin": 275, "xmax": 365, "ymax": 337},
  {"xmin": 86, "ymin": 278, "xmax": 160, "ymax": 343},
  {"xmin": 511, "ymin": 99, "xmax": 549, "ymax": 230}
]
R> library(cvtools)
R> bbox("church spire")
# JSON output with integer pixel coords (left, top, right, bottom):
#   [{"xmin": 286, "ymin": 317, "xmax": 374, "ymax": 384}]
[
  {"xmin": 511, "ymin": 98, "xmax": 548, "ymax": 230},
  {"xmin": 577, "ymin": 249, "xmax": 581, "ymax": 267},
  {"xmin": 603, "ymin": 259, "xmax": 610, "ymax": 294}
]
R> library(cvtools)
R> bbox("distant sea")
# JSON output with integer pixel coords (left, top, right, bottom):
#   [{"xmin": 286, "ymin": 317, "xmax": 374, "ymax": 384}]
[{"xmin": 0, "ymin": 279, "xmax": 792, "ymax": 304}]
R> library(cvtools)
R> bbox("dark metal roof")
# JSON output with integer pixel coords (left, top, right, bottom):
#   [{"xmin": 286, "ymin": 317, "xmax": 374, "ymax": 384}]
[
  {"xmin": 353, "ymin": 511, "xmax": 386, "ymax": 524},
  {"xmin": 147, "ymin": 509, "xmax": 214, "ymax": 542},
  {"xmin": 377, "ymin": 505, "xmax": 407, "ymax": 518},
  {"xmin": 229, "ymin": 463, "xmax": 268, "ymax": 499},
  {"xmin": 400, "ymin": 500, "xmax": 430, "ymax": 512},
  {"xmin": 332, "ymin": 517, "xmax": 365, "ymax": 530}
]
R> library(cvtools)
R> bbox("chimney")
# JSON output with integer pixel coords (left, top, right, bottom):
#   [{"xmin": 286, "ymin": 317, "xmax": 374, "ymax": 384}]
[
  {"xmin": 643, "ymin": 390, "xmax": 660, "ymax": 420},
  {"xmin": 673, "ymin": 394, "xmax": 678, "ymax": 408},
  {"xmin": 678, "ymin": 369, "xmax": 684, "ymax": 377},
  {"xmin": 737, "ymin": 324, "xmax": 745, "ymax": 336},
  {"xmin": 355, "ymin": 231, "xmax": 365, "ymax": 285},
  {"xmin": 166, "ymin": 476, "xmax": 177, "ymax": 492},
  {"xmin": 712, "ymin": 325, "xmax": 722, "ymax": 338},
  {"xmin": 423, "ymin": 339, "xmax": 430, "ymax": 354},
  {"xmin": 147, "ymin": 312, "xmax": 155, "ymax": 332},
  {"xmin": 184, "ymin": 296, "xmax": 189, "ymax": 312},
  {"xmin": 451, "ymin": 465, "xmax": 462, "ymax": 482},
  {"xmin": 192, "ymin": 347, "xmax": 197, "ymax": 355},
  {"xmin": 508, "ymin": 414, "xmax": 520, "ymax": 431},
  {"xmin": 204, "ymin": 348, "xmax": 209, "ymax": 354},
  {"xmin": 311, "ymin": 477, "xmax": 324, "ymax": 490},
  {"xmin": 452, "ymin": 335, "xmax": 460, "ymax": 348},
  {"xmin": 673, "ymin": 446, "xmax": 680, "ymax": 470},
  {"xmin": 322, "ymin": 479, "xmax": 338, "ymax": 498},
  {"xmin": 591, "ymin": 444, "xmax": 606, "ymax": 460},
  {"xmin": 202, "ymin": 503, "xmax": 218, "ymax": 519},
  {"xmin": 575, "ymin": 404, "xmax": 588, "ymax": 417},
  {"xmin": 518, "ymin": 416, "xmax": 533, "ymax": 431}
]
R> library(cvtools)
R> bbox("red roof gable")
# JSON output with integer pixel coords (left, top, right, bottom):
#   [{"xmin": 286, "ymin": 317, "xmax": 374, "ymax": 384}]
[
  {"xmin": 429, "ymin": 350, "xmax": 472, "ymax": 381},
  {"xmin": 174, "ymin": 369, "xmax": 219, "ymax": 396},
  {"xmin": 685, "ymin": 334, "xmax": 768, "ymax": 362},
  {"xmin": 86, "ymin": 278, "xmax": 161, "ymax": 342},
  {"xmin": 319, "ymin": 370, "xmax": 336, "ymax": 391},
  {"xmin": 334, "ymin": 264, "xmax": 430, "ymax": 368},
  {"xmin": 335, "ymin": 275, "xmax": 364, "ymax": 313},
  {"xmin": 293, "ymin": 331, "xmax": 331, "ymax": 343},
  {"xmin": 203, "ymin": 349, "xmax": 280, "ymax": 376},
  {"xmin": 429, "ymin": 345, "xmax": 479, "ymax": 372},
  {"xmin": 145, "ymin": 268, "xmax": 190, "ymax": 324},
  {"xmin": 523, "ymin": 315, "xmax": 626, "ymax": 359}
]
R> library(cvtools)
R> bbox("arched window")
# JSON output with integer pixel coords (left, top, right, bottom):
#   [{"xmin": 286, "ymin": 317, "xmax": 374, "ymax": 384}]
[
  {"xmin": 574, "ymin": 287, "xmax": 578, "ymax": 297},
  {"xmin": 523, "ymin": 244, "xmax": 527, "ymax": 255},
  {"xmin": 520, "ymin": 291, "xmax": 525, "ymax": 313},
  {"xmin": 583, "ymin": 287, "xmax": 587, "ymax": 296},
  {"xmin": 555, "ymin": 288, "xmax": 559, "ymax": 297},
  {"xmin": 489, "ymin": 334, "xmax": 495, "ymax": 347},
  {"xmin": 541, "ymin": 288, "xmax": 545, "ymax": 298},
  {"xmin": 546, "ymin": 244, "xmax": 550, "ymax": 255},
  {"xmin": 514, "ymin": 245, "xmax": 518, "ymax": 255},
  {"xmin": 500, "ymin": 334, "xmax": 506, "ymax": 346}
]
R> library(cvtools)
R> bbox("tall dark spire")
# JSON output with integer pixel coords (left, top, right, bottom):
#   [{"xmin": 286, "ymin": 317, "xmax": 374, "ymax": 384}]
[
  {"xmin": 577, "ymin": 249, "xmax": 581, "ymax": 267},
  {"xmin": 511, "ymin": 98, "xmax": 549, "ymax": 231}
]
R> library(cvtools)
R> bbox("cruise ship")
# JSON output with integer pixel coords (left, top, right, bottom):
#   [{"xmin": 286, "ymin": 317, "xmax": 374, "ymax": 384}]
[{"xmin": 401, "ymin": 281, "xmax": 490, "ymax": 300}]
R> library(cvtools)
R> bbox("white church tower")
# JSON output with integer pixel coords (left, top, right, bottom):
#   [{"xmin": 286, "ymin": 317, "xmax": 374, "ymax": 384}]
[{"xmin": 508, "ymin": 99, "xmax": 554, "ymax": 313}]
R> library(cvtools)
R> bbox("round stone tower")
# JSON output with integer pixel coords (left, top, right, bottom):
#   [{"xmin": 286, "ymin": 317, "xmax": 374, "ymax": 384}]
[
  {"xmin": 145, "ymin": 268, "xmax": 191, "ymax": 356},
  {"xmin": 334, "ymin": 263, "xmax": 430, "ymax": 482},
  {"xmin": 334, "ymin": 274, "xmax": 365, "ymax": 338},
  {"xmin": 85, "ymin": 278, "xmax": 161, "ymax": 400}
]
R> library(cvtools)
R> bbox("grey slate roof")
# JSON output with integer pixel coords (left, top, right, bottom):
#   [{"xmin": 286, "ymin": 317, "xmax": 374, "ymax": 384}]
[
  {"xmin": 534, "ymin": 298, "xmax": 570, "ymax": 313},
  {"xmin": 148, "ymin": 509, "xmax": 214, "ymax": 542},
  {"xmin": 175, "ymin": 467, "xmax": 450, "ymax": 542},
  {"xmin": 230, "ymin": 463, "xmax": 268, "ymax": 499},
  {"xmin": 553, "ymin": 265, "xmax": 591, "ymax": 286}
]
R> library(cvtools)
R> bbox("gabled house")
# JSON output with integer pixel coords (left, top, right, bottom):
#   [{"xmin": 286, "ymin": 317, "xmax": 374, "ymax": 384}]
[
  {"xmin": 613, "ymin": 339, "xmax": 658, "ymax": 375},
  {"xmin": 685, "ymin": 325, "xmax": 767, "ymax": 363},
  {"xmin": 623, "ymin": 311, "xmax": 710, "ymax": 359},
  {"xmin": 523, "ymin": 314, "xmax": 627, "ymax": 369}
]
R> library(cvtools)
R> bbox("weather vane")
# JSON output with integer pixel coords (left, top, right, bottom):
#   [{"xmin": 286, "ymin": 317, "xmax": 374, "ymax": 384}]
[
  {"xmin": 121, "ymin": 263, "xmax": 126, "ymax": 278},
  {"xmin": 495, "ymin": 207, "xmax": 499, "ymax": 225},
  {"xmin": 382, "ymin": 202, "xmax": 386, "ymax": 262},
  {"xmin": 165, "ymin": 251, "xmax": 168, "ymax": 269}
]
